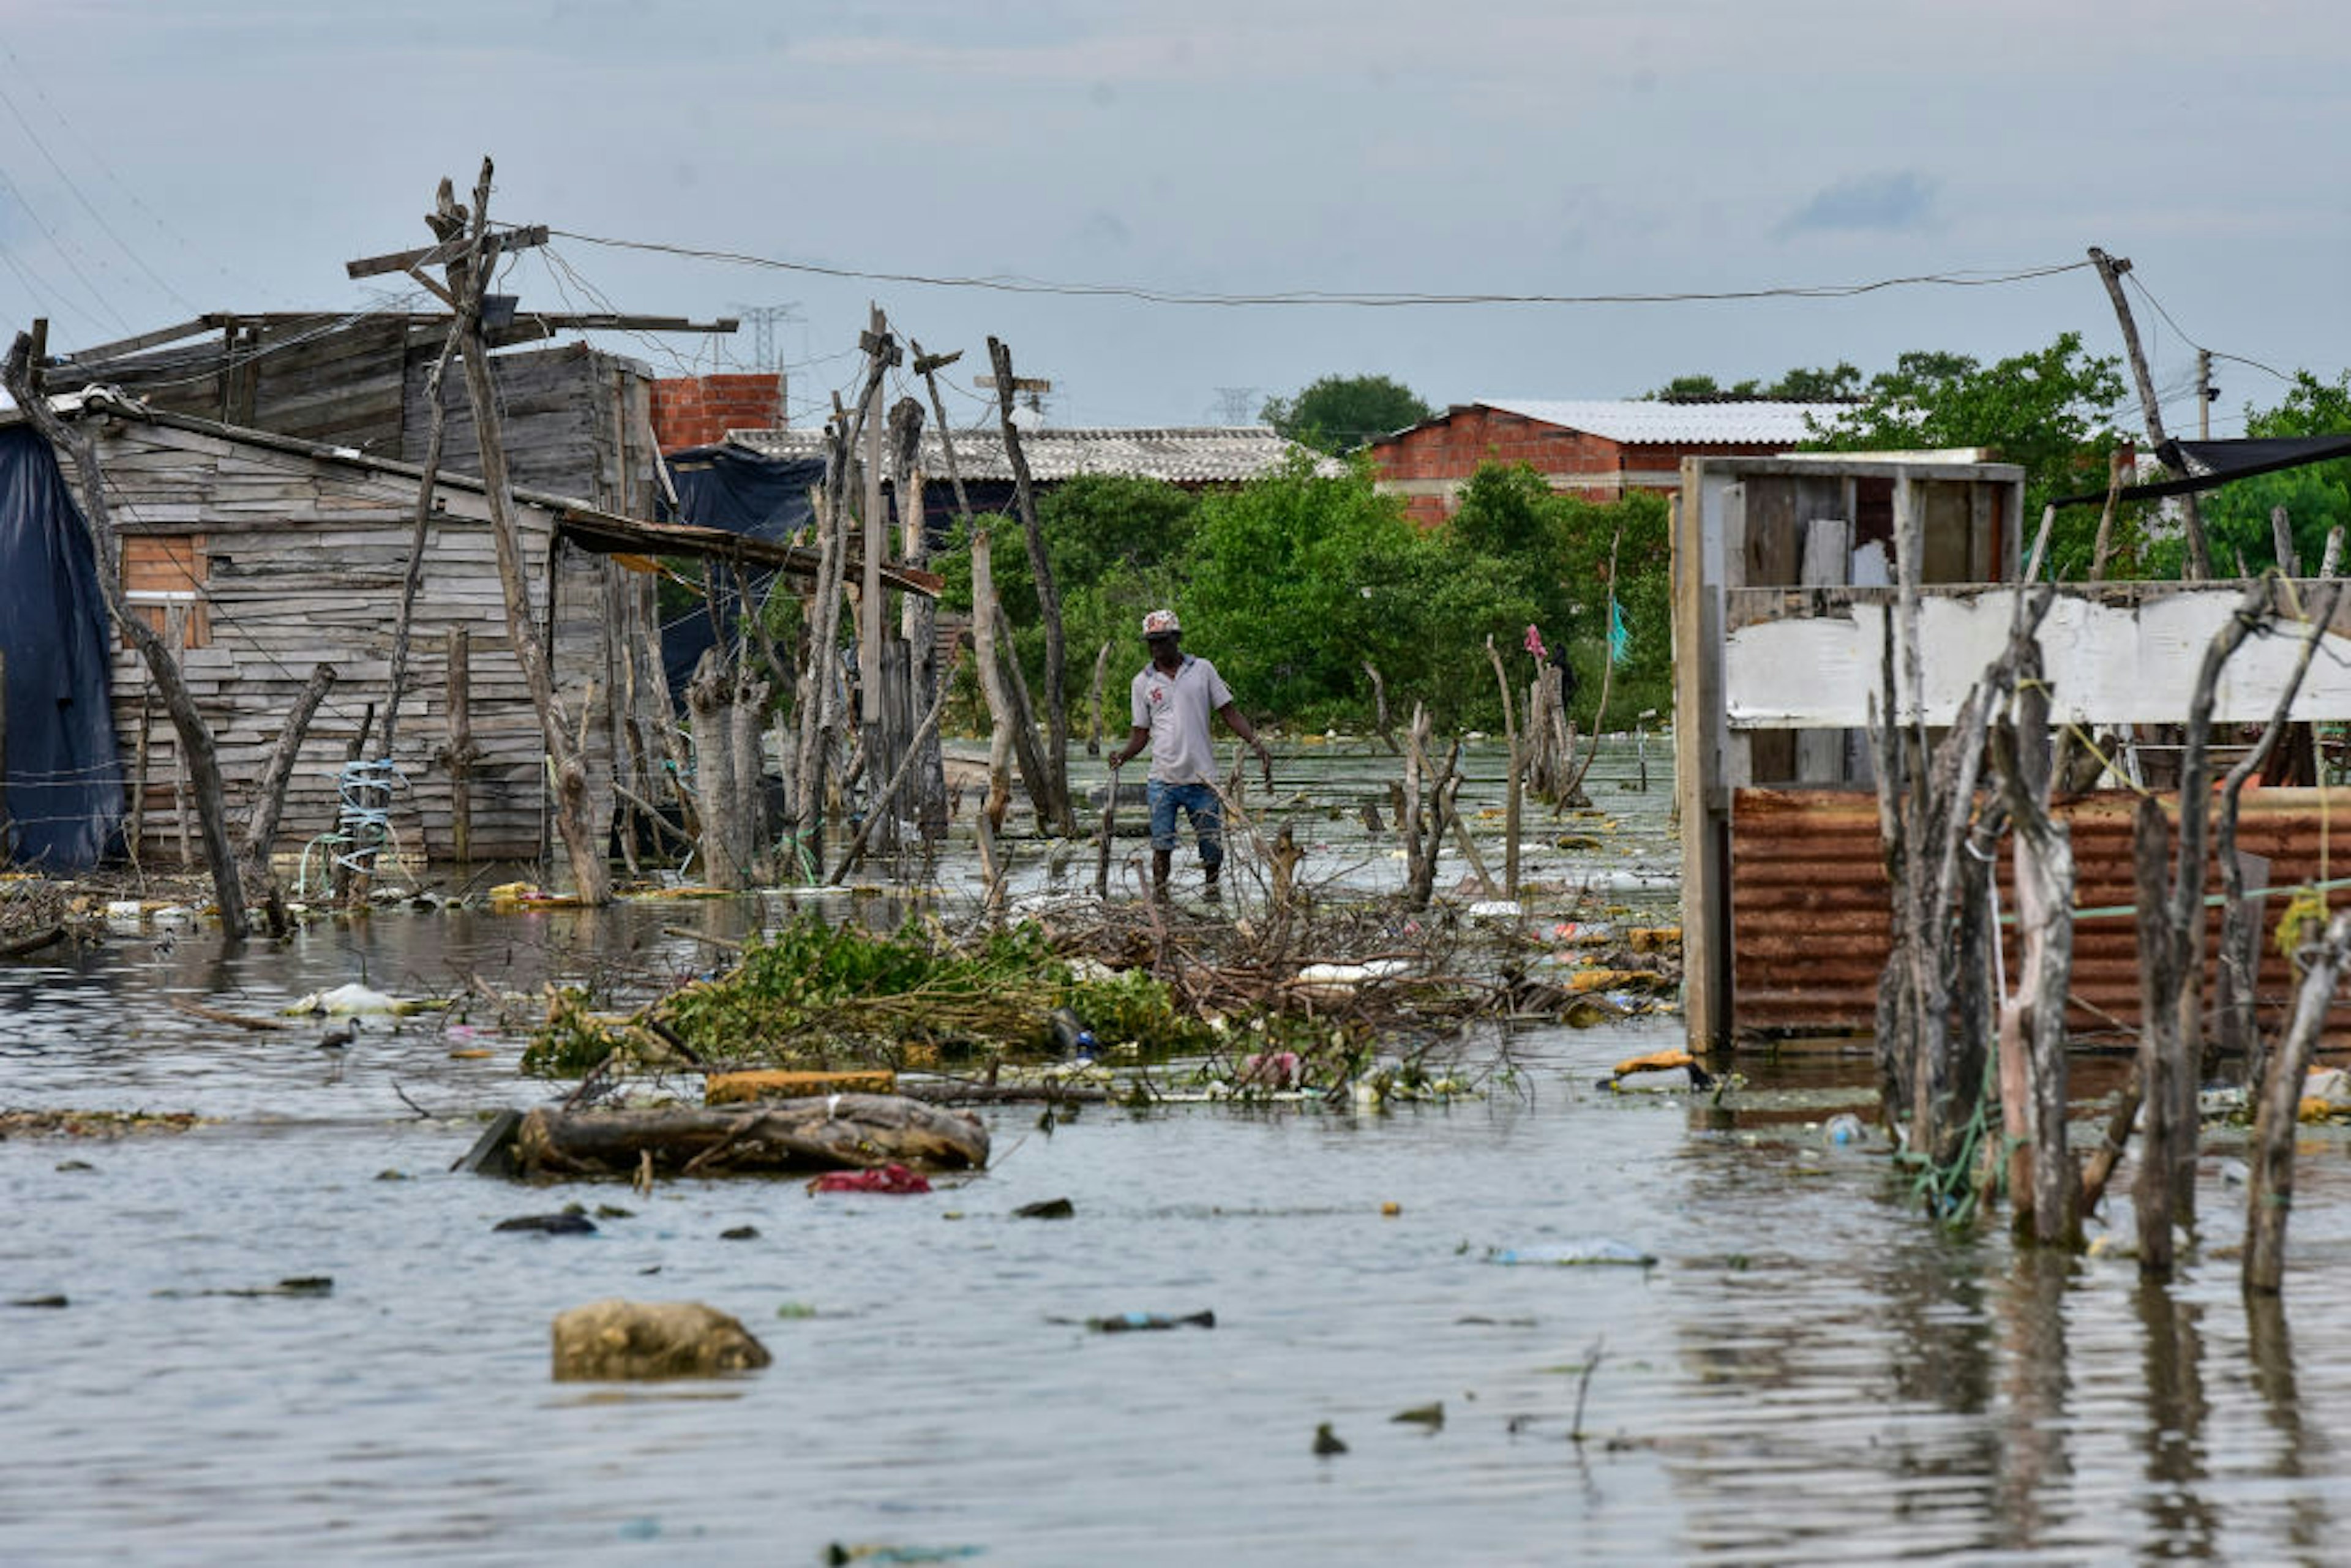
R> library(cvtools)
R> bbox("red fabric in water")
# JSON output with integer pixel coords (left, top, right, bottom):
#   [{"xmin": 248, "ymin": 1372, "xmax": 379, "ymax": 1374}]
[{"xmin": 811, "ymin": 1164, "xmax": 932, "ymax": 1195}]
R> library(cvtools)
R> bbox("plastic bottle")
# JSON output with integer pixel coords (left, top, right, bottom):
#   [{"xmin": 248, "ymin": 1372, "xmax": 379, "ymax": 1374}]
[{"xmin": 1048, "ymin": 1006, "xmax": 1098, "ymax": 1058}]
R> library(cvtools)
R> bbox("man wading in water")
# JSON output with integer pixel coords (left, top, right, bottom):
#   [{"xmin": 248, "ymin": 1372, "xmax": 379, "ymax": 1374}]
[{"xmin": 1106, "ymin": 609, "xmax": 1270, "ymax": 902}]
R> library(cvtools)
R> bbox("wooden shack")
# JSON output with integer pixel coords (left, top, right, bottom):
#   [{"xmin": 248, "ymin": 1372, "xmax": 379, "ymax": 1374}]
[
  {"xmin": 45, "ymin": 312, "xmax": 674, "ymax": 512},
  {"xmin": 58, "ymin": 402, "xmax": 662, "ymax": 867},
  {"xmin": 1677, "ymin": 452, "xmax": 2351, "ymax": 1052}
]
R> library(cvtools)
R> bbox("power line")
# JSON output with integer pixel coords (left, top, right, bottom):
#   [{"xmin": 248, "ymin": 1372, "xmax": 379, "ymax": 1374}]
[
  {"xmin": 0, "ymin": 155, "xmax": 127, "ymax": 333},
  {"xmin": 0, "ymin": 73, "xmax": 197, "ymax": 314},
  {"xmin": 546, "ymin": 228, "xmax": 2093, "ymax": 309},
  {"xmin": 2123, "ymin": 271, "xmax": 2294, "ymax": 384}
]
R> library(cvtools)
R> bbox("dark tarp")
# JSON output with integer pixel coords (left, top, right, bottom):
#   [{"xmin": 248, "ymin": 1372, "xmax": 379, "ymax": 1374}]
[
  {"xmin": 0, "ymin": 425, "xmax": 121, "ymax": 869},
  {"xmin": 662, "ymin": 444, "xmax": 827, "ymax": 543},
  {"xmin": 656, "ymin": 444, "xmax": 828, "ymax": 696},
  {"xmin": 2052, "ymin": 435, "xmax": 2351, "ymax": 508}
]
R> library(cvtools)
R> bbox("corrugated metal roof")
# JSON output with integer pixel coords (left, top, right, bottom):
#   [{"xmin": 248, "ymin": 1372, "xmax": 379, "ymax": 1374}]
[
  {"xmin": 1730, "ymin": 787, "xmax": 2351, "ymax": 1045},
  {"xmin": 1468, "ymin": 399, "xmax": 1852, "ymax": 445},
  {"xmin": 727, "ymin": 425, "xmax": 1338, "ymax": 484}
]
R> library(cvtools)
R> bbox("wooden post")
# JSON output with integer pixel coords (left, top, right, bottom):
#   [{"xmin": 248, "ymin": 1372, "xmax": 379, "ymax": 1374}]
[
  {"xmin": 1675, "ymin": 472, "xmax": 1732, "ymax": 1057},
  {"xmin": 1795, "ymin": 517, "xmax": 1852, "ymax": 784},
  {"xmin": 1485, "ymin": 636, "xmax": 1521, "ymax": 899},
  {"xmin": 167, "ymin": 603, "xmax": 193, "ymax": 869},
  {"xmin": 2132, "ymin": 801, "xmax": 2186, "ymax": 1274},
  {"xmin": 894, "ymin": 426, "xmax": 947, "ymax": 842},
  {"xmin": 381, "ymin": 318, "xmax": 461, "ymax": 759},
  {"xmin": 239, "ymin": 661, "xmax": 338, "ymax": 889},
  {"xmin": 441, "ymin": 626, "xmax": 476, "ymax": 865},
  {"xmin": 731, "ymin": 668, "xmax": 771, "ymax": 883},
  {"xmin": 688, "ymin": 651, "xmax": 743, "ymax": 890},
  {"xmin": 2244, "ymin": 910, "xmax": 2351, "ymax": 1293},
  {"xmin": 1361, "ymin": 660, "xmax": 1400, "ymax": 755},
  {"xmin": 970, "ymin": 527, "xmax": 1015, "ymax": 918},
  {"xmin": 431, "ymin": 162, "xmax": 609, "ymax": 904},
  {"xmin": 860, "ymin": 307, "xmax": 889, "ymax": 727},
  {"xmin": 2216, "ymin": 582, "xmax": 2340, "ymax": 1084},
  {"xmin": 2088, "ymin": 247, "xmax": 2213, "ymax": 580},
  {"xmin": 2271, "ymin": 506, "xmax": 2300, "ymax": 578},
  {"xmin": 828, "ymin": 672, "xmax": 953, "ymax": 884},
  {"xmin": 128, "ymin": 686, "xmax": 151, "ymax": 874},
  {"xmin": 911, "ymin": 340, "xmax": 1052, "ymax": 819},
  {"xmin": 987, "ymin": 336, "xmax": 1073, "ymax": 835},
  {"xmin": 1088, "ymin": 640, "xmax": 1112, "ymax": 757},
  {"xmin": 1995, "ymin": 598, "xmax": 2077, "ymax": 1245}
]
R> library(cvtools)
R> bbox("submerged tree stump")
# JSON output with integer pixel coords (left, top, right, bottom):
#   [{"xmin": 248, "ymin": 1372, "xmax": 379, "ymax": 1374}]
[{"xmin": 511, "ymin": 1093, "xmax": 989, "ymax": 1180}]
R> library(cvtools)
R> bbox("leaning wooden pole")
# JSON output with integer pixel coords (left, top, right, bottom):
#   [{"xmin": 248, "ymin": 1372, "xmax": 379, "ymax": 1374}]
[
  {"xmin": 1, "ymin": 339, "xmax": 249, "ymax": 934},
  {"xmin": 1486, "ymin": 636, "xmax": 1523, "ymax": 899},
  {"xmin": 2217, "ymin": 581, "xmax": 2341, "ymax": 1083},
  {"xmin": 969, "ymin": 527, "xmax": 1016, "ymax": 919},
  {"xmin": 2089, "ymin": 247, "xmax": 2213, "ymax": 580},
  {"xmin": 381, "ymin": 317, "xmax": 462, "ymax": 758},
  {"xmin": 432, "ymin": 161, "xmax": 609, "ymax": 904},
  {"xmin": 912, "ymin": 340, "xmax": 1052, "ymax": 820},
  {"xmin": 987, "ymin": 336, "xmax": 1074, "ymax": 835},
  {"xmin": 2244, "ymin": 910, "xmax": 2351, "ymax": 1294},
  {"xmin": 1994, "ymin": 593, "xmax": 2077, "ymax": 1245}
]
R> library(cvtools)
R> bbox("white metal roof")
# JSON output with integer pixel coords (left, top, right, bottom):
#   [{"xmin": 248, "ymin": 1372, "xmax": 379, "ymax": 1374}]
[
  {"xmin": 728, "ymin": 425, "xmax": 1338, "ymax": 483},
  {"xmin": 1466, "ymin": 399, "xmax": 1853, "ymax": 445}
]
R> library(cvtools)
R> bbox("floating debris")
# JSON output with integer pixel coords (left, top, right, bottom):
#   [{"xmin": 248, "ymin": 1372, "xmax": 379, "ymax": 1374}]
[
  {"xmin": 1487, "ymin": 1239, "xmax": 1657, "ymax": 1268},
  {"xmin": 495, "ymin": 1212, "xmax": 599, "ymax": 1235}
]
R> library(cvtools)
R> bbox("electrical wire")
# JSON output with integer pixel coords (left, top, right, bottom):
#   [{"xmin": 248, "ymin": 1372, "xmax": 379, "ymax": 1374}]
[
  {"xmin": 0, "ymin": 73, "xmax": 198, "ymax": 315},
  {"xmin": 2124, "ymin": 271, "xmax": 2297, "ymax": 384},
  {"xmin": 0, "ymin": 153, "xmax": 126, "ymax": 334},
  {"xmin": 546, "ymin": 228, "xmax": 2094, "ymax": 309}
]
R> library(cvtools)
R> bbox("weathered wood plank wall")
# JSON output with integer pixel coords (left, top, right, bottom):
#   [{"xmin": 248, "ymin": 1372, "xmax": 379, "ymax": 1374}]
[{"xmin": 94, "ymin": 419, "xmax": 650, "ymax": 868}]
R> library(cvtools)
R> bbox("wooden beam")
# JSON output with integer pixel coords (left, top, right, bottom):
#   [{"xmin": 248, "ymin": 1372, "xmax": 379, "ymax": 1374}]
[
  {"xmin": 345, "ymin": 224, "xmax": 548, "ymax": 280},
  {"xmin": 48, "ymin": 317, "xmax": 215, "ymax": 364}
]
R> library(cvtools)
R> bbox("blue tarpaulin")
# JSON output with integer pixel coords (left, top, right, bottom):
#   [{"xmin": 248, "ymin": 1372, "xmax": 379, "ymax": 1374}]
[
  {"xmin": 656, "ymin": 444, "xmax": 827, "ymax": 696},
  {"xmin": 0, "ymin": 425, "xmax": 121, "ymax": 869}
]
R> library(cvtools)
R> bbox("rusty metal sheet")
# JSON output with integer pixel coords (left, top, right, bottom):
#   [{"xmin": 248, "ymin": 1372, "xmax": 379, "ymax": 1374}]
[{"xmin": 1729, "ymin": 787, "xmax": 2351, "ymax": 1045}]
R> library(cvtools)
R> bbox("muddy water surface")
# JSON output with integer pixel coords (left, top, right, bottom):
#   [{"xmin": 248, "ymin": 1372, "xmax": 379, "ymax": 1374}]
[{"xmin": 5, "ymin": 740, "xmax": 2349, "ymax": 1564}]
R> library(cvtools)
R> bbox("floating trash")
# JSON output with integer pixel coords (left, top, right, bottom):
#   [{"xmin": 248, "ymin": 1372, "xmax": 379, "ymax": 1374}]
[{"xmin": 1487, "ymin": 1239, "xmax": 1656, "ymax": 1268}]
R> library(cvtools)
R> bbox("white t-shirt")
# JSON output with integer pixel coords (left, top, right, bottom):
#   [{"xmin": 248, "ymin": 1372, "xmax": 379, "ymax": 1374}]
[{"xmin": 1130, "ymin": 653, "xmax": 1232, "ymax": 784}]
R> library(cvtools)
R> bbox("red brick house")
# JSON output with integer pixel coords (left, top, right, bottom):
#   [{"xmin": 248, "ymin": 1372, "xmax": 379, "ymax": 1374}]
[
  {"xmin": 649, "ymin": 372, "xmax": 787, "ymax": 451},
  {"xmin": 1368, "ymin": 399, "xmax": 1850, "ymax": 525}
]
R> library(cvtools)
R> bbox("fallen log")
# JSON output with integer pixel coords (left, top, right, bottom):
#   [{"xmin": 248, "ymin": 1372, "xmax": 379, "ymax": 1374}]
[
  {"xmin": 509, "ymin": 1093, "xmax": 989, "ymax": 1180},
  {"xmin": 0, "ymin": 925, "xmax": 67, "ymax": 959}
]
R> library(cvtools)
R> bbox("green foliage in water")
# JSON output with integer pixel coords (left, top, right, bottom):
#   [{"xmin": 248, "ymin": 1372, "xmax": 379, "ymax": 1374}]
[{"xmin": 645, "ymin": 912, "xmax": 1215, "ymax": 1070}]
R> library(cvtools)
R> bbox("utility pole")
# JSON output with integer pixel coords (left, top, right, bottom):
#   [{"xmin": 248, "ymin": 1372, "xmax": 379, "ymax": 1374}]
[
  {"xmin": 2198, "ymin": 348, "xmax": 2213, "ymax": 441},
  {"xmin": 2088, "ymin": 247, "xmax": 2213, "ymax": 580},
  {"xmin": 976, "ymin": 372, "xmax": 1052, "ymax": 419}
]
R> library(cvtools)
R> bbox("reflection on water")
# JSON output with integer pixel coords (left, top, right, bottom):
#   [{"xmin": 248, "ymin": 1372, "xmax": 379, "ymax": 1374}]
[{"xmin": 6, "ymin": 740, "xmax": 2351, "ymax": 1562}]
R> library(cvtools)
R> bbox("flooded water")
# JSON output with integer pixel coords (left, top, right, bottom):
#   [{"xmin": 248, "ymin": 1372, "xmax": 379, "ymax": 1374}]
[{"xmin": 6, "ymin": 738, "xmax": 2350, "ymax": 1564}]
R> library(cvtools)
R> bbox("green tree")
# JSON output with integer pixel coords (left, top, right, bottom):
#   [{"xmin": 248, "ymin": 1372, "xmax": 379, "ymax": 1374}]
[
  {"xmin": 1802, "ymin": 333, "xmax": 2132, "ymax": 577},
  {"xmin": 1260, "ymin": 373, "xmax": 1434, "ymax": 456},
  {"xmin": 2191, "ymin": 370, "xmax": 2351, "ymax": 576},
  {"xmin": 1643, "ymin": 363, "xmax": 1861, "ymax": 401},
  {"xmin": 1181, "ymin": 455, "xmax": 1434, "ymax": 721},
  {"xmin": 936, "ymin": 475, "xmax": 1202, "ymax": 732},
  {"xmin": 1441, "ymin": 463, "xmax": 1673, "ymax": 727}
]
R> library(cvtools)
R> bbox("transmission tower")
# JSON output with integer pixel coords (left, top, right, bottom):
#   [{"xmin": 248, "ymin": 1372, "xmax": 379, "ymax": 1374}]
[
  {"xmin": 1212, "ymin": 386, "xmax": 1261, "ymax": 425},
  {"xmin": 728, "ymin": 302, "xmax": 800, "ymax": 372}
]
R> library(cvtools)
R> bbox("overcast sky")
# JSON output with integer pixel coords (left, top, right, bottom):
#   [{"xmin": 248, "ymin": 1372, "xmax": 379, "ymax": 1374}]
[{"xmin": 0, "ymin": 1, "xmax": 2339, "ymax": 436}]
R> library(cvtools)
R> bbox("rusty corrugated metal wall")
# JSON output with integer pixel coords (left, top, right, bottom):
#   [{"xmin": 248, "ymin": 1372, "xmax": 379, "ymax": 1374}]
[{"xmin": 1731, "ymin": 787, "xmax": 2351, "ymax": 1043}]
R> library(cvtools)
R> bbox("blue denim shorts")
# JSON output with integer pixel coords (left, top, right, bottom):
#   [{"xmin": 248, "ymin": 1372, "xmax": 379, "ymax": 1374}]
[{"xmin": 1146, "ymin": 779, "xmax": 1223, "ymax": 866}]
